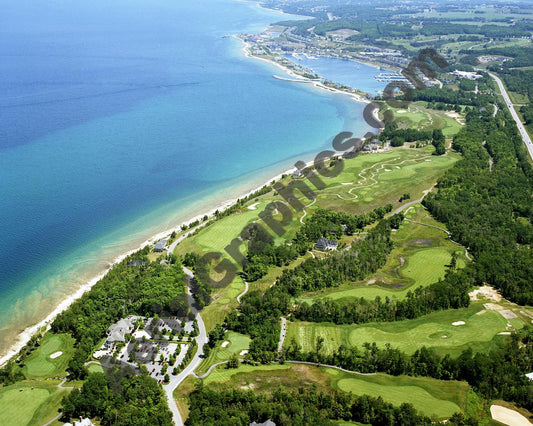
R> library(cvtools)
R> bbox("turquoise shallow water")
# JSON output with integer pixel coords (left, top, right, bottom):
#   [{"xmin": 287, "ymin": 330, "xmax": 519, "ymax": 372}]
[{"xmin": 0, "ymin": 0, "xmax": 383, "ymax": 354}]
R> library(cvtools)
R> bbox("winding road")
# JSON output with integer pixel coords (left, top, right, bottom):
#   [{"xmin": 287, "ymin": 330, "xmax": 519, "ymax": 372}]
[
  {"xmin": 488, "ymin": 72, "xmax": 533, "ymax": 160},
  {"xmin": 236, "ymin": 280, "xmax": 249, "ymax": 304},
  {"xmin": 162, "ymin": 266, "xmax": 207, "ymax": 426}
]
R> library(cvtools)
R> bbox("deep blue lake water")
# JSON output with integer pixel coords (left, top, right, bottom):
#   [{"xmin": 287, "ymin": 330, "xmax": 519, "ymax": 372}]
[{"xmin": 0, "ymin": 0, "xmax": 383, "ymax": 354}]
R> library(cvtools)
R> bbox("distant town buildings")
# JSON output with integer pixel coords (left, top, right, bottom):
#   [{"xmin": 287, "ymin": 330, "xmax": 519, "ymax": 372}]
[{"xmin": 450, "ymin": 70, "xmax": 482, "ymax": 80}]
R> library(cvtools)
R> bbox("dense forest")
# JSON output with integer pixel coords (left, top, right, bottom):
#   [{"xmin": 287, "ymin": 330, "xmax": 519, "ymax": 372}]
[
  {"xmin": 51, "ymin": 249, "xmax": 187, "ymax": 379},
  {"xmin": 186, "ymin": 383, "xmax": 443, "ymax": 426},
  {"xmin": 61, "ymin": 370, "xmax": 173, "ymax": 426},
  {"xmin": 423, "ymin": 105, "xmax": 533, "ymax": 304}
]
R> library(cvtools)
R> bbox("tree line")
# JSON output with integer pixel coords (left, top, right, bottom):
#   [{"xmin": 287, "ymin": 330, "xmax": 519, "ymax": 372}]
[
  {"xmin": 186, "ymin": 382, "xmax": 447, "ymax": 426},
  {"xmin": 226, "ymin": 214, "xmax": 402, "ymax": 363},
  {"xmin": 423, "ymin": 103, "xmax": 533, "ymax": 304},
  {"xmin": 285, "ymin": 327, "xmax": 533, "ymax": 412},
  {"xmin": 295, "ymin": 267, "xmax": 472, "ymax": 324}
]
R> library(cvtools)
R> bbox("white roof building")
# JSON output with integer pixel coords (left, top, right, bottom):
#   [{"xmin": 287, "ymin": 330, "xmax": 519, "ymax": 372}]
[{"xmin": 107, "ymin": 318, "xmax": 133, "ymax": 343}]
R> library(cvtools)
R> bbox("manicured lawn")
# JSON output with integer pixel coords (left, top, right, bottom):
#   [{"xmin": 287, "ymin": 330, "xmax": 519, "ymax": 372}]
[
  {"xmin": 173, "ymin": 148, "xmax": 459, "ymax": 332},
  {"xmin": 86, "ymin": 362, "xmax": 104, "ymax": 374},
  {"xmin": 22, "ymin": 333, "xmax": 75, "ymax": 378},
  {"xmin": 285, "ymin": 303, "xmax": 521, "ymax": 357},
  {"xmin": 0, "ymin": 380, "xmax": 68, "ymax": 426},
  {"xmin": 403, "ymin": 247, "xmax": 451, "ymax": 286},
  {"xmin": 386, "ymin": 103, "xmax": 464, "ymax": 139},
  {"xmin": 317, "ymin": 148, "xmax": 459, "ymax": 214},
  {"xmin": 201, "ymin": 275, "xmax": 246, "ymax": 332},
  {"xmin": 197, "ymin": 331, "xmax": 251, "ymax": 374},
  {"xmin": 331, "ymin": 372, "xmax": 464, "ymax": 419}
]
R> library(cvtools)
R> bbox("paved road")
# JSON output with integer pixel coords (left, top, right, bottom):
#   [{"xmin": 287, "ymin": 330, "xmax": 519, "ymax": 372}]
[
  {"xmin": 488, "ymin": 72, "xmax": 533, "ymax": 160},
  {"xmin": 236, "ymin": 280, "xmax": 249, "ymax": 304},
  {"xmin": 392, "ymin": 197, "xmax": 423, "ymax": 215},
  {"xmin": 278, "ymin": 317, "xmax": 287, "ymax": 353},
  {"xmin": 162, "ymin": 266, "xmax": 207, "ymax": 426},
  {"xmin": 166, "ymin": 223, "xmax": 204, "ymax": 255}
]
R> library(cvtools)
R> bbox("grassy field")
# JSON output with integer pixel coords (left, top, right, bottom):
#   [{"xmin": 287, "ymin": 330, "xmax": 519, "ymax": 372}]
[
  {"xmin": 22, "ymin": 333, "xmax": 75, "ymax": 379},
  {"xmin": 0, "ymin": 380, "xmax": 68, "ymax": 426},
  {"xmin": 386, "ymin": 103, "xmax": 464, "ymax": 138},
  {"xmin": 197, "ymin": 331, "xmax": 251, "ymax": 374},
  {"xmin": 316, "ymin": 148, "xmax": 460, "ymax": 214},
  {"xmin": 187, "ymin": 363, "xmax": 469, "ymax": 420},
  {"xmin": 86, "ymin": 362, "xmax": 104, "ymax": 374},
  {"xmin": 284, "ymin": 303, "xmax": 524, "ymax": 356},
  {"xmin": 173, "ymin": 147, "xmax": 460, "ymax": 332},
  {"xmin": 299, "ymin": 203, "xmax": 467, "ymax": 302},
  {"xmin": 330, "ymin": 371, "xmax": 464, "ymax": 419}
]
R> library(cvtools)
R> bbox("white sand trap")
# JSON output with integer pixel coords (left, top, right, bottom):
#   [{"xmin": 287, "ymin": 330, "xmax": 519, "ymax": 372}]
[
  {"xmin": 50, "ymin": 351, "xmax": 63, "ymax": 359},
  {"xmin": 490, "ymin": 405, "xmax": 531, "ymax": 426},
  {"xmin": 425, "ymin": 159, "xmax": 432, "ymax": 162},
  {"xmin": 498, "ymin": 332, "xmax": 512, "ymax": 335},
  {"xmin": 341, "ymin": 183, "xmax": 352, "ymax": 185},
  {"xmin": 442, "ymin": 335, "xmax": 447, "ymax": 338},
  {"xmin": 248, "ymin": 202, "xmax": 259, "ymax": 210},
  {"xmin": 384, "ymin": 169, "xmax": 391, "ymax": 172},
  {"xmin": 452, "ymin": 321, "xmax": 466, "ymax": 326},
  {"xmin": 397, "ymin": 110, "xmax": 407, "ymax": 113},
  {"xmin": 221, "ymin": 341, "xmax": 230, "ymax": 348},
  {"xmin": 395, "ymin": 166, "xmax": 400, "ymax": 169},
  {"xmin": 239, "ymin": 350, "xmax": 249, "ymax": 356}
]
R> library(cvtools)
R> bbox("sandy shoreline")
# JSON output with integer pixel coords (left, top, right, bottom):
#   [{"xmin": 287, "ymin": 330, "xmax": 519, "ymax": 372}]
[
  {"xmin": 236, "ymin": 36, "xmax": 372, "ymax": 105},
  {"xmin": 0, "ymin": 154, "xmax": 323, "ymax": 367},
  {"xmin": 0, "ymin": 4, "xmax": 377, "ymax": 368}
]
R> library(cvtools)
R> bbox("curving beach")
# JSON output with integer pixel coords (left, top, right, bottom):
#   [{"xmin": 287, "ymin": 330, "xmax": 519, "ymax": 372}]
[{"xmin": 0, "ymin": 0, "xmax": 380, "ymax": 366}]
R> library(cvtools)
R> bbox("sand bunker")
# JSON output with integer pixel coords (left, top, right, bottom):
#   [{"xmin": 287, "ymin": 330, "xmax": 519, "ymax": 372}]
[
  {"xmin": 221, "ymin": 341, "xmax": 229, "ymax": 348},
  {"xmin": 470, "ymin": 286, "xmax": 502, "ymax": 302},
  {"xmin": 50, "ymin": 351, "xmax": 63, "ymax": 359},
  {"xmin": 397, "ymin": 110, "xmax": 407, "ymax": 113},
  {"xmin": 452, "ymin": 321, "xmax": 466, "ymax": 326},
  {"xmin": 490, "ymin": 405, "xmax": 531, "ymax": 426},
  {"xmin": 499, "ymin": 310, "xmax": 518, "ymax": 320},
  {"xmin": 239, "ymin": 350, "xmax": 249, "ymax": 356},
  {"xmin": 247, "ymin": 202, "xmax": 259, "ymax": 210}
]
